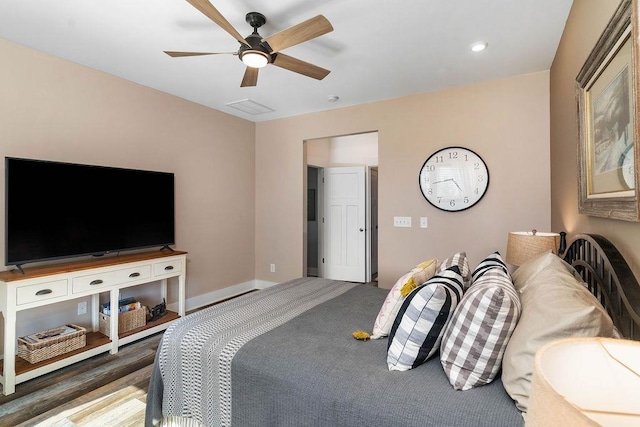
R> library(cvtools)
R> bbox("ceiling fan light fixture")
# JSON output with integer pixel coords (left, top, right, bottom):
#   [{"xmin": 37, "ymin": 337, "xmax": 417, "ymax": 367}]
[
  {"xmin": 241, "ymin": 51, "xmax": 269, "ymax": 68},
  {"xmin": 166, "ymin": 6, "xmax": 333, "ymax": 87},
  {"xmin": 470, "ymin": 41, "xmax": 488, "ymax": 52}
]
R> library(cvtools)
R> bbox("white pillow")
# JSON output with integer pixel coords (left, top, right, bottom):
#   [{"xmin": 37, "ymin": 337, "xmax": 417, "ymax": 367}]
[
  {"xmin": 370, "ymin": 259, "xmax": 438, "ymax": 339},
  {"xmin": 502, "ymin": 266, "xmax": 615, "ymax": 412},
  {"xmin": 511, "ymin": 251, "xmax": 573, "ymax": 292}
]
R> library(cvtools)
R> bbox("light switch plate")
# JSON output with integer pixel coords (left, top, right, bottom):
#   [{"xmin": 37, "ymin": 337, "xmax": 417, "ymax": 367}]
[{"xmin": 393, "ymin": 216, "xmax": 412, "ymax": 227}]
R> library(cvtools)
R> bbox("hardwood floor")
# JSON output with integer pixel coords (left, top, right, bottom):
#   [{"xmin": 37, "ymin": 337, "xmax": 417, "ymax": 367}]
[{"xmin": 0, "ymin": 332, "xmax": 160, "ymax": 426}]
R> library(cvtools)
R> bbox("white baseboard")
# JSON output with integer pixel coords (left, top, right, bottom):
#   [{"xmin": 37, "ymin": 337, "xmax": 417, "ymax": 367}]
[
  {"xmin": 167, "ymin": 279, "xmax": 279, "ymax": 313},
  {"xmin": 254, "ymin": 280, "xmax": 278, "ymax": 289}
]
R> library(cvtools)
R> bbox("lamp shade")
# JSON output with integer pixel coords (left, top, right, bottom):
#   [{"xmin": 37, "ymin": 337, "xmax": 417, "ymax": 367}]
[
  {"xmin": 506, "ymin": 230, "xmax": 560, "ymax": 266},
  {"xmin": 528, "ymin": 337, "xmax": 640, "ymax": 426}
]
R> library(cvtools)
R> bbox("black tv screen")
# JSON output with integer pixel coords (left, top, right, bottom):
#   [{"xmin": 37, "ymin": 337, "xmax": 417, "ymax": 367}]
[{"xmin": 5, "ymin": 157, "xmax": 175, "ymax": 268}]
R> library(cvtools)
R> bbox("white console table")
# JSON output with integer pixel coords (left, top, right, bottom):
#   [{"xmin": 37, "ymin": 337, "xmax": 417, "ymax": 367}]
[{"xmin": 0, "ymin": 250, "xmax": 187, "ymax": 395}]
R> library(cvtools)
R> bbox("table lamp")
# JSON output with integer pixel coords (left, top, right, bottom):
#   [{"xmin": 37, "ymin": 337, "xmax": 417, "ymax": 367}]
[
  {"xmin": 527, "ymin": 337, "xmax": 640, "ymax": 426},
  {"xmin": 506, "ymin": 230, "xmax": 560, "ymax": 266}
]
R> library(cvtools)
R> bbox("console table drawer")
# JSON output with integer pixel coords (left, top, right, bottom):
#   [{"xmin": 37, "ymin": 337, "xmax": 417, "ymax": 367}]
[
  {"xmin": 72, "ymin": 265, "xmax": 152, "ymax": 294},
  {"xmin": 16, "ymin": 280, "xmax": 68, "ymax": 305},
  {"xmin": 154, "ymin": 259, "xmax": 183, "ymax": 277}
]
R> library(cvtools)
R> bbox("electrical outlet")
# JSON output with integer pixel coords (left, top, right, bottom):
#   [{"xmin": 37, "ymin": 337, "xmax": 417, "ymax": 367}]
[
  {"xmin": 420, "ymin": 217, "xmax": 428, "ymax": 228},
  {"xmin": 77, "ymin": 301, "xmax": 87, "ymax": 316},
  {"xmin": 270, "ymin": 263, "xmax": 276, "ymax": 273},
  {"xmin": 393, "ymin": 216, "xmax": 412, "ymax": 228}
]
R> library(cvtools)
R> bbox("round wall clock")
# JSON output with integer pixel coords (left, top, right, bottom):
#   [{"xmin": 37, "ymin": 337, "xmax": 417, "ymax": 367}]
[
  {"xmin": 619, "ymin": 144, "xmax": 635, "ymax": 189},
  {"xmin": 419, "ymin": 146, "xmax": 489, "ymax": 212}
]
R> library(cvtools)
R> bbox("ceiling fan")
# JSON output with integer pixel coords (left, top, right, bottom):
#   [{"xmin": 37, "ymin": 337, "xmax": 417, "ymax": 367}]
[{"xmin": 164, "ymin": 0, "xmax": 334, "ymax": 87}]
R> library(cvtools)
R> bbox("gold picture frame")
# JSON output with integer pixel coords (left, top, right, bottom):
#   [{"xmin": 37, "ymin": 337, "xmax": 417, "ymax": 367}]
[{"xmin": 577, "ymin": 0, "xmax": 640, "ymax": 221}]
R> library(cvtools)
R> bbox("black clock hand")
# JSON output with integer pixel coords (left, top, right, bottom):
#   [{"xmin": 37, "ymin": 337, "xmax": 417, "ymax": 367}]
[
  {"xmin": 432, "ymin": 178, "xmax": 463, "ymax": 192},
  {"xmin": 432, "ymin": 178, "xmax": 454, "ymax": 185}
]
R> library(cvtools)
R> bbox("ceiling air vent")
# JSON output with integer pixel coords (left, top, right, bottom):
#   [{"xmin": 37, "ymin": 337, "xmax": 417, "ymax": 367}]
[{"xmin": 225, "ymin": 99, "xmax": 274, "ymax": 115}]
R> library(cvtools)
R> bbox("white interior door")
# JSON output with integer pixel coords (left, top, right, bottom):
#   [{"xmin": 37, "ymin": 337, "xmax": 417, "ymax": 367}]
[{"xmin": 323, "ymin": 166, "xmax": 366, "ymax": 282}]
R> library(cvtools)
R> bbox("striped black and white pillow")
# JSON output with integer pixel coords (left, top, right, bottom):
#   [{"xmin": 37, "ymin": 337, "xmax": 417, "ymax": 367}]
[
  {"xmin": 440, "ymin": 253, "xmax": 521, "ymax": 390},
  {"xmin": 438, "ymin": 252, "xmax": 471, "ymax": 289},
  {"xmin": 471, "ymin": 251, "xmax": 509, "ymax": 281},
  {"xmin": 387, "ymin": 266, "xmax": 464, "ymax": 371}
]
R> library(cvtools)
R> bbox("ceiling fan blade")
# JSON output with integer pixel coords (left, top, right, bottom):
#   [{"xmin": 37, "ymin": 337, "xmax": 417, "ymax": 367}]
[
  {"xmin": 186, "ymin": 0, "xmax": 250, "ymax": 47},
  {"xmin": 241, "ymin": 67, "xmax": 259, "ymax": 87},
  {"xmin": 262, "ymin": 15, "xmax": 333, "ymax": 53},
  {"xmin": 164, "ymin": 51, "xmax": 236, "ymax": 57},
  {"xmin": 272, "ymin": 53, "xmax": 330, "ymax": 80}
]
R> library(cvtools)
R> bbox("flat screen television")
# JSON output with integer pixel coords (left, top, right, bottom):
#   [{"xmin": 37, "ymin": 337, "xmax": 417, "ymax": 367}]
[{"xmin": 5, "ymin": 157, "xmax": 175, "ymax": 270}]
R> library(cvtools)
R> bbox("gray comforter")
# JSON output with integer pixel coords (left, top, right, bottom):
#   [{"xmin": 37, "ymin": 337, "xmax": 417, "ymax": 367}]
[{"xmin": 146, "ymin": 278, "xmax": 523, "ymax": 426}]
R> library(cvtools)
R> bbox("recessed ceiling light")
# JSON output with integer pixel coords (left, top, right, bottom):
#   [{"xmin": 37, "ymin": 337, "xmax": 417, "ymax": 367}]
[
  {"xmin": 328, "ymin": 95, "xmax": 340, "ymax": 103},
  {"xmin": 470, "ymin": 41, "xmax": 488, "ymax": 52}
]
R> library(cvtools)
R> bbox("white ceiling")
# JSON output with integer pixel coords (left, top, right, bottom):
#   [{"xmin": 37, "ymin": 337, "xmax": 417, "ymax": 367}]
[{"xmin": 0, "ymin": 0, "xmax": 573, "ymax": 122}]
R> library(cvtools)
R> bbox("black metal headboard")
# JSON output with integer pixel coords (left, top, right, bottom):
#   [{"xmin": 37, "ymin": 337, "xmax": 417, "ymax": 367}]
[{"xmin": 562, "ymin": 234, "xmax": 640, "ymax": 340}]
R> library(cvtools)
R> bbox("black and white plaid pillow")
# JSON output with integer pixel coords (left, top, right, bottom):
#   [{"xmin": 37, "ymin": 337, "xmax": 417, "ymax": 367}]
[
  {"xmin": 387, "ymin": 266, "xmax": 464, "ymax": 371},
  {"xmin": 440, "ymin": 253, "xmax": 521, "ymax": 390}
]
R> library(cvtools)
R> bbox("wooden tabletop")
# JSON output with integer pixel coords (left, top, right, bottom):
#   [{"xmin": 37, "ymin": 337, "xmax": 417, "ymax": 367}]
[{"xmin": 0, "ymin": 250, "xmax": 187, "ymax": 282}]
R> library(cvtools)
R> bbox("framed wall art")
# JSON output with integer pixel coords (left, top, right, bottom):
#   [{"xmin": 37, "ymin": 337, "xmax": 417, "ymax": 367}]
[{"xmin": 576, "ymin": 0, "xmax": 640, "ymax": 221}]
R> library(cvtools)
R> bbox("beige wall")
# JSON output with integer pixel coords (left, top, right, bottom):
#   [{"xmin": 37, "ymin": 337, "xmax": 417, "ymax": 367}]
[
  {"xmin": 306, "ymin": 133, "xmax": 379, "ymax": 168},
  {"xmin": 306, "ymin": 138, "xmax": 331, "ymax": 168},
  {"xmin": 0, "ymin": 39, "xmax": 256, "ymax": 304},
  {"xmin": 1, "ymin": 27, "xmax": 558, "ymax": 299},
  {"xmin": 550, "ymin": 0, "xmax": 640, "ymax": 278},
  {"xmin": 256, "ymin": 71, "xmax": 552, "ymax": 287}
]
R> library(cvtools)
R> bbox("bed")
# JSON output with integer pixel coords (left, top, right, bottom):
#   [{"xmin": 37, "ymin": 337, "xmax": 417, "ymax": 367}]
[{"xmin": 145, "ymin": 234, "xmax": 640, "ymax": 427}]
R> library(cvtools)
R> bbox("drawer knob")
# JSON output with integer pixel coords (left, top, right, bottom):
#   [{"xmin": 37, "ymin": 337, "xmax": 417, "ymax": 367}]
[
  {"xmin": 90, "ymin": 279, "xmax": 104, "ymax": 286},
  {"xmin": 129, "ymin": 272, "xmax": 141, "ymax": 278},
  {"xmin": 35, "ymin": 289, "xmax": 53, "ymax": 296},
  {"xmin": 164, "ymin": 265, "xmax": 174, "ymax": 271}
]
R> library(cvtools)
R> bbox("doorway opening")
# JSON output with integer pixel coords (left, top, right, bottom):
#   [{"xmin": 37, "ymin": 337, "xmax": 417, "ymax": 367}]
[{"xmin": 304, "ymin": 132, "xmax": 379, "ymax": 283}]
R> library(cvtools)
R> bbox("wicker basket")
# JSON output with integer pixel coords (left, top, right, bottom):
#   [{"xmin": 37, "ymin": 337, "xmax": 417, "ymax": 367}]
[
  {"xmin": 99, "ymin": 306, "xmax": 146, "ymax": 337},
  {"xmin": 18, "ymin": 324, "xmax": 86, "ymax": 364}
]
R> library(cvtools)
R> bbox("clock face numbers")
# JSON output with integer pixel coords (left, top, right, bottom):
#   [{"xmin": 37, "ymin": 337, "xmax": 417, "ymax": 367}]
[
  {"xmin": 419, "ymin": 147, "xmax": 489, "ymax": 212},
  {"xmin": 619, "ymin": 145, "xmax": 635, "ymax": 189}
]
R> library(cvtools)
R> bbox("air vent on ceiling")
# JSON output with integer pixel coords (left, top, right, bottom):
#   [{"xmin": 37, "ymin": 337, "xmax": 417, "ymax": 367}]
[{"xmin": 225, "ymin": 99, "xmax": 275, "ymax": 115}]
